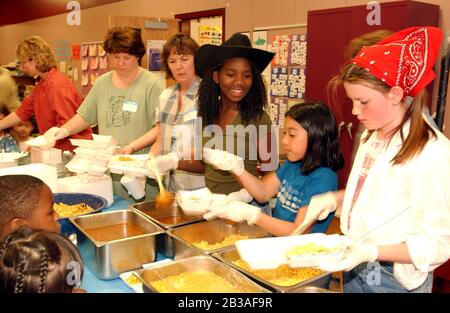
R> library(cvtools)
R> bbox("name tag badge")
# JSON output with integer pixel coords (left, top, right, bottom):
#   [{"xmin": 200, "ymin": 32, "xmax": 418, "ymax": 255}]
[{"xmin": 122, "ymin": 100, "xmax": 138, "ymax": 112}]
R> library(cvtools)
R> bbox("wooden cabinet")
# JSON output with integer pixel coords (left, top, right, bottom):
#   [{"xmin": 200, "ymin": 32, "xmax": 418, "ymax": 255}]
[{"xmin": 305, "ymin": 0, "xmax": 439, "ymax": 188}]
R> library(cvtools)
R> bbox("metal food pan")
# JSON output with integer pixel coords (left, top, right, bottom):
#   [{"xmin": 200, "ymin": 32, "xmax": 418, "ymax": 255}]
[
  {"xmin": 213, "ymin": 247, "xmax": 331, "ymax": 293},
  {"xmin": 70, "ymin": 209, "xmax": 164, "ymax": 280},
  {"xmin": 131, "ymin": 200, "xmax": 204, "ymax": 257},
  {"xmin": 167, "ymin": 219, "xmax": 271, "ymax": 256},
  {"xmin": 131, "ymin": 200, "xmax": 203, "ymax": 229},
  {"xmin": 137, "ymin": 255, "xmax": 271, "ymax": 293}
]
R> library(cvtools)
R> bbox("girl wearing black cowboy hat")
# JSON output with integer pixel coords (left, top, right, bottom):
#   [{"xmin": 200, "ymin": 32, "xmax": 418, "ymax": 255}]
[{"xmin": 191, "ymin": 33, "xmax": 276, "ymax": 200}]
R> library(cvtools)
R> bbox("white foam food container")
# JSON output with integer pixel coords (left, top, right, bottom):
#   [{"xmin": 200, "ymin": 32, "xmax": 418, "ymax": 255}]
[
  {"xmin": 65, "ymin": 157, "xmax": 108, "ymax": 176},
  {"xmin": 70, "ymin": 136, "xmax": 112, "ymax": 149},
  {"xmin": 57, "ymin": 174, "xmax": 113, "ymax": 206},
  {"xmin": 0, "ymin": 163, "xmax": 58, "ymax": 192},
  {"xmin": 235, "ymin": 233, "xmax": 351, "ymax": 270},
  {"xmin": 26, "ymin": 135, "xmax": 54, "ymax": 149},
  {"xmin": 0, "ymin": 152, "xmax": 27, "ymax": 162},
  {"xmin": 107, "ymin": 154, "xmax": 151, "ymax": 176}
]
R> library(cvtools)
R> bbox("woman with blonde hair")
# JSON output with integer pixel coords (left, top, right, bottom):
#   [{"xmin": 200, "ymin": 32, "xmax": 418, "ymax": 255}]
[{"xmin": 0, "ymin": 36, "xmax": 92, "ymax": 151}]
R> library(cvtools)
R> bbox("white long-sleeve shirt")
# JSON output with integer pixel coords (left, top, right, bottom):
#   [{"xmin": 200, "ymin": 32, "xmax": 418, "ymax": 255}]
[{"xmin": 341, "ymin": 119, "xmax": 450, "ymax": 290}]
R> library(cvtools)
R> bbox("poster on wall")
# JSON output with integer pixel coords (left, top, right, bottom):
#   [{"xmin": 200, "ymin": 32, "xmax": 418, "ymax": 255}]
[
  {"xmin": 252, "ymin": 30, "xmax": 267, "ymax": 50},
  {"xmin": 81, "ymin": 41, "xmax": 108, "ymax": 96},
  {"xmin": 271, "ymin": 35, "xmax": 291, "ymax": 66},
  {"xmin": 147, "ymin": 40, "xmax": 165, "ymax": 71},
  {"xmin": 199, "ymin": 25, "xmax": 222, "ymax": 46},
  {"xmin": 267, "ymin": 34, "xmax": 307, "ymax": 125},
  {"xmin": 289, "ymin": 34, "xmax": 307, "ymax": 66}
]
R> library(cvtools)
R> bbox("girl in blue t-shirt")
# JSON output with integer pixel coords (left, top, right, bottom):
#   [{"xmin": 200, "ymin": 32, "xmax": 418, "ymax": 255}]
[{"xmin": 203, "ymin": 102, "xmax": 344, "ymax": 235}]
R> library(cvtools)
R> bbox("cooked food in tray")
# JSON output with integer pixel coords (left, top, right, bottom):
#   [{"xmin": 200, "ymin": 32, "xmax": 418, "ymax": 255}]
[
  {"xmin": 232, "ymin": 259, "xmax": 323, "ymax": 287},
  {"xmin": 54, "ymin": 202, "xmax": 94, "ymax": 218},
  {"xmin": 150, "ymin": 270, "xmax": 246, "ymax": 293},
  {"xmin": 193, "ymin": 234, "xmax": 248, "ymax": 250},
  {"xmin": 84, "ymin": 222, "xmax": 148, "ymax": 242}
]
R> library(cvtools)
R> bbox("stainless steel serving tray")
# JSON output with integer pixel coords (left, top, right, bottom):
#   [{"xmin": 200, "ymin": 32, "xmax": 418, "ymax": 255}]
[
  {"xmin": 137, "ymin": 255, "xmax": 271, "ymax": 293},
  {"xmin": 70, "ymin": 209, "xmax": 164, "ymax": 279},
  {"xmin": 167, "ymin": 219, "xmax": 271, "ymax": 256},
  {"xmin": 130, "ymin": 200, "xmax": 205, "ymax": 258},
  {"xmin": 213, "ymin": 247, "xmax": 331, "ymax": 293}
]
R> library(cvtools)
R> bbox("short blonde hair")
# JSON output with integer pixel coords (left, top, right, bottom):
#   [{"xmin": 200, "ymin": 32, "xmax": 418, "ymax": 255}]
[{"xmin": 15, "ymin": 36, "xmax": 57, "ymax": 73}]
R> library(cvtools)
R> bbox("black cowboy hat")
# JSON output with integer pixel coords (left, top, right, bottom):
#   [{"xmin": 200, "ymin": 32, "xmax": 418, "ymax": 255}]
[{"xmin": 195, "ymin": 33, "xmax": 275, "ymax": 77}]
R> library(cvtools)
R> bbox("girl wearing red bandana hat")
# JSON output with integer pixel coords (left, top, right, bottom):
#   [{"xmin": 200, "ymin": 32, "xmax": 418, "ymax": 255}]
[{"xmin": 306, "ymin": 27, "xmax": 450, "ymax": 292}]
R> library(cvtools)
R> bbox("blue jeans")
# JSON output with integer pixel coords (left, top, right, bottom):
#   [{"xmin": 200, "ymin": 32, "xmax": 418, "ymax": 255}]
[{"xmin": 343, "ymin": 261, "xmax": 433, "ymax": 293}]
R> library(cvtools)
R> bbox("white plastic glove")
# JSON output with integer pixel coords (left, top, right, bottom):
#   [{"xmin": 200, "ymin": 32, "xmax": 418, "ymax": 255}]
[
  {"xmin": 306, "ymin": 192, "xmax": 338, "ymax": 221},
  {"xmin": 44, "ymin": 127, "xmax": 69, "ymax": 142},
  {"xmin": 202, "ymin": 148, "xmax": 245, "ymax": 175},
  {"xmin": 227, "ymin": 188, "xmax": 253, "ymax": 203},
  {"xmin": 146, "ymin": 152, "xmax": 179, "ymax": 179},
  {"xmin": 203, "ymin": 200, "xmax": 261, "ymax": 225},
  {"xmin": 317, "ymin": 242, "xmax": 378, "ymax": 272}
]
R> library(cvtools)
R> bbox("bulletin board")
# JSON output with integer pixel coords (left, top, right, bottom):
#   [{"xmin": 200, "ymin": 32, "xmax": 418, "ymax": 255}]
[
  {"xmin": 251, "ymin": 27, "xmax": 307, "ymax": 127},
  {"xmin": 269, "ymin": 32, "xmax": 307, "ymax": 126},
  {"xmin": 81, "ymin": 41, "xmax": 109, "ymax": 96}
]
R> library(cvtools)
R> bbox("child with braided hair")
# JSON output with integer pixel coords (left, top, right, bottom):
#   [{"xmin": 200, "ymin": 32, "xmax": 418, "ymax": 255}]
[{"xmin": 0, "ymin": 227, "xmax": 84, "ymax": 293}]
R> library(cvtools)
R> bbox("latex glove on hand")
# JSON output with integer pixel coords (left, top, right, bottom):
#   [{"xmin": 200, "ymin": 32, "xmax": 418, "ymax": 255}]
[
  {"xmin": 203, "ymin": 200, "xmax": 261, "ymax": 225},
  {"xmin": 227, "ymin": 188, "xmax": 253, "ymax": 203},
  {"xmin": 146, "ymin": 152, "xmax": 179, "ymax": 179},
  {"xmin": 202, "ymin": 148, "xmax": 245, "ymax": 175},
  {"xmin": 44, "ymin": 127, "xmax": 69, "ymax": 143},
  {"xmin": 306, "ymin": 192, "xmax": 338, "ymax": 221},
  {"xmin": 317, "ymin": 242, "xmax": 378, "ymax": 272}
]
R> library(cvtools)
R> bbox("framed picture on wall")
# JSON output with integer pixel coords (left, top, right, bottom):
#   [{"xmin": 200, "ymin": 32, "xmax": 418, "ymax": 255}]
[{"xmin": 147, "ymin": 40, "xmax": 165, "ymax": 71}]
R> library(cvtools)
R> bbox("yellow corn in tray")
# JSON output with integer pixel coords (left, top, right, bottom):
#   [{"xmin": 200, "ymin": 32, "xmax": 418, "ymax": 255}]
[
  {"xmin": 285, "ymin": 242, "xmax": 339, "ymax": 257},
  {"xmin": 124, "ymin": 273, "xmax": 141, "ymax": 286},
  {"xmin": 118, "ymin": 156, "xmax": 133, "ymax": 161},
  {"xmin": 233, "ymin": 259, "xmax": 323, "ymax": 287},
  {"xmin": 150, "ymin": 270, "xmax": 244, "ymax": 293},
  {"xmin": 193, "ymin": 234, "xmax": 248, "ymax": 250}
]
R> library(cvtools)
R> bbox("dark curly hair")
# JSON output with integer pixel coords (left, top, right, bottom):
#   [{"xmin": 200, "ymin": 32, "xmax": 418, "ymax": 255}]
[
  {"xmin": 197, "ymin": 59, "xmax": 268, "ymax": 127},
  {"xmin": 285, "ymin": 102, "xmax": 344, "ymax": 175},
  {"xmin": 0, "ymin": 227, "xmax": 83, "ymax": 293}
]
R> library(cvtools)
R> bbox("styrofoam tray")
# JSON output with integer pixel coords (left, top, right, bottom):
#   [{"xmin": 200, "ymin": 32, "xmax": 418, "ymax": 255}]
[
  {"xmin": 107, "ymin": 154, "xmax": 151, "ymax": 176},
  {"xmin": 235, "ymin": 233, "xmax": 351, "ymax": 270},
  {"xmin": 70, "ymin": 138, "xmax": 111, "ymax": 148},
  {"xmin": 0, "ymin": 152, "xmax": 27, "ymax": 162},
  {"xmin": 65, "ymin": 157, "xmax": 108, "ymax": 175}
]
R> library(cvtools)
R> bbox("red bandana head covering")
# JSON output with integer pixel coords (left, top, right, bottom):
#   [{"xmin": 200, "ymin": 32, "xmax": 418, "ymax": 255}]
[{"xmin": 352, "ymin": 26, "xmax": 442, "ymax": 96}]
